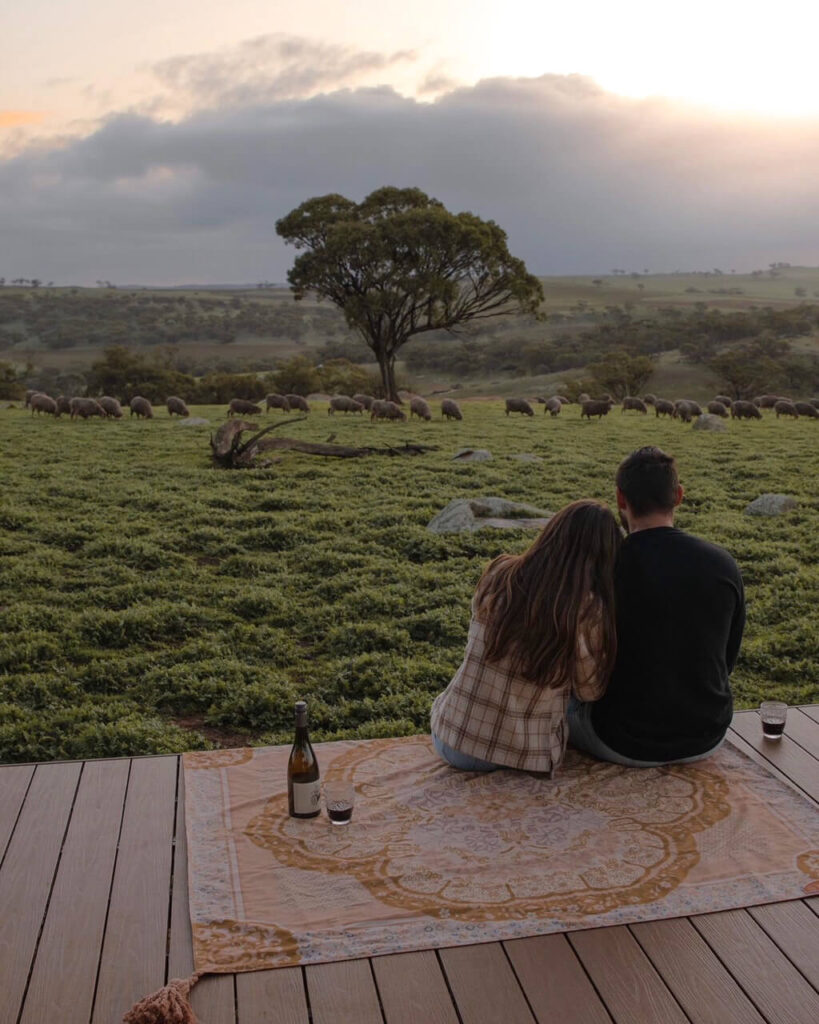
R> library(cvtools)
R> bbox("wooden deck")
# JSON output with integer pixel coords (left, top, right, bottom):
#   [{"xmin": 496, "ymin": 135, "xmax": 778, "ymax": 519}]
[{"xmin": 2, "ymin": 708, "xmax": 819, "ymax": 1024}]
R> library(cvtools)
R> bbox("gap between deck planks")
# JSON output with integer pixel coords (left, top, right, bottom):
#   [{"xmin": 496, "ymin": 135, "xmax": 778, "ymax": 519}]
[{"xmin": 0, "ymin": 707, "xmax": 817, "ymax": 1024}]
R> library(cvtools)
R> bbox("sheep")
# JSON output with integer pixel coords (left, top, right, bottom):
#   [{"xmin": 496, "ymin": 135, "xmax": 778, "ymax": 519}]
[
  {"xmin": 285, "ymin": 394, "xmax": 310, "ymax": 413},
  {"xmin": 24, "ymin": 389, "xmax": 36, "ymax": 408},
  {"xmin": 642, "ymin": 393, "xmax": 657, "ymax": 406},
  {"xmin": 130, "ymin": 396, "xmax": 154, "ymax": 419},
  {"xmin": 265, "ymin": 393, "xmax": 291, "ymax": 412},
  {"xmin": 794, "ymin": 401, "xmax": 819, "ymax": 419},
  {"xmin": 707, "ymin": 401, "xmax": 730, "ymax": 418},
  {"xmin": 227, "ymin": 398, "xmax": 262, "ymax": 417},
  {"xmin": 555, "ymin": 395, "xmax": 570, "ymax": 405},
  {"xmin": 328, "ymin": 395, "xmax": 364, "ymax": 415},
  {"xmin": 673, "ymin": 400, "xmax": 699, "ymax": 422},
  {"xmin": 654, "ymin": 399, "xmax": 675, "ymax": 418},
  {"xmin": 544, "ymin": 397, "xmax": 562, "ymax": 416},
  {"xmin": 70, "ymin": 397, "xmax": 105, "ymax": 420},
  {"xmin": 675, "ymin": 399, "xmax": 702, "ymax": 416},
  {"xmin": 753, "ymin": 394, "xmax": 780, "ymax": 409},
  {"xmin": 714, "ymin": 394, "xmax": 733, "ymax": 408},
  {"xmin": 98, "ymin": 396, "xmax": 124, "ymax": 419},
  {"xmin": 30, "ymin": 393, "xmax": 58, "ymax": 416},
  {"xmin": 774, "ymin": 399, "xmax": 799, "ymax": 419},
  {"xmin": 166, "ymin": 396, "xmax": 189, "ymax": 417},
  {"xmin": 441, "ymin": 398, "xmax": 463, "ymax": 421},
  {"xmin": 580, "ymin": 400, "xmax": 612, "ymax": 420},
  {"xmin": 371, "ymin": 399, "xmax": 406, "ymax": 421},
  {"xmin": 577, "ymin": 392, "xmax": 591, "ymax": 403},
  {"xmin": 622, "ymin": 397, "xmax": 648, "ymax": 414},
  {"xmin": 505, "ymin": 397, "xmax": 534, "ymax": 417},
  {"xmin": 354, "ymin": 389, "xmax": 376, "ymax": 409},
  {"xmin": 731, "ymin": 400, "xmax": 762, "ymax": 420},
  {"xmin": 55, "ymin": 395, "xmax": 72, "ymax": 416},
  {"xmin": 409, "ymin": 396, "xmax": 432, "ymax": 420}
]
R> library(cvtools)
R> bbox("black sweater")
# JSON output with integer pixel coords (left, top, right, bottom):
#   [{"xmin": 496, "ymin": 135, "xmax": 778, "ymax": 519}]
[{"xmin": 591, "ymin": 527, "xmax": 745, "ymax": 762}]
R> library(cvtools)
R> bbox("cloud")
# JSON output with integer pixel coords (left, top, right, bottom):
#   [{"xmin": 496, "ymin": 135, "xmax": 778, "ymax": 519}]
[
  {"xmin": 2, "ymin": 73, "xmax": 819, "ymax": 284},
  {"xmin": 148, "ymin": 33, "xmax": 418, "ymax": 111},
  {"xmin": 0, "ymin": 111, "xmax": 46, "ymax": 128}
]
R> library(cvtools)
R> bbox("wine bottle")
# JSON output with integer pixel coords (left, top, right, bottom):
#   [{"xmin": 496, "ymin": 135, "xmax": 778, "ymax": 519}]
[{"xmin": 287, "ymin": 700, "xmax": 321, "ymax": 818}]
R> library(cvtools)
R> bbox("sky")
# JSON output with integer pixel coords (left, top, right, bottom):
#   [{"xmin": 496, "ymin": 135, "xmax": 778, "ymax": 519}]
[{"xmin": 3, "ymin": 1, "xmax": 819, "ymax": 285}]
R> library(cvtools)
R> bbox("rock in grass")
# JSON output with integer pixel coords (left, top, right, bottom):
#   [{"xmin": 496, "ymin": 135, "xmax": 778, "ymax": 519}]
[
  {"xmin": 744, "ymin": 494, "xmax": 797, "ymax": 516},
  {"xmin": 452, "ymin": 448, "xmax": 492, "ymax": 462},
  {"xmin": 692, "ymin": 414, "xmax": 727, "ymax": 432},
  {"xmin": 427, "ymin": 497, "xmax": 552, "ymax": 534}
]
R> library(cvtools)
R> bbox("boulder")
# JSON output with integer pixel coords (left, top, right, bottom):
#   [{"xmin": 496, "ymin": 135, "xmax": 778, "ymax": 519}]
[
  {"xmin": 744, "ymin": 494, "xmax": 797, "ymax": 517},
  {"xmin": 452, "ymin": 448, "xmax": 492, "ymax": 462},
  {"xmin": 692, "ymin": 414, "xmax": 727, "ymax": 432},
  {"xmin": 178, "ymin": 417, "xmax": 211, "ymax": 427},
  {"xmin": 427, "ymin": 496, "xmax": 552, "ymax": 534}
]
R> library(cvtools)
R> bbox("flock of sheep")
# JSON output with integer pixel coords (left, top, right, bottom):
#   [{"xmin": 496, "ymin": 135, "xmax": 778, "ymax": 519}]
[{"xmin": 20, "ymin": 388, "xmax": 819, "ymax": 424}]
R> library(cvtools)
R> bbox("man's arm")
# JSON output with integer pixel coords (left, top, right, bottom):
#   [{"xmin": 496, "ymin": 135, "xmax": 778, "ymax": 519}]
[{"xmin": 726, "ymin": 573, "xmax": 746, "ymax": 675}]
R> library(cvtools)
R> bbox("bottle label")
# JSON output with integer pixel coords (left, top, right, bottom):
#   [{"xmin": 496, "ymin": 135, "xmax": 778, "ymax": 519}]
[{"xmin": 292, "ymin": 780, "xmax": 321, "ymax": 815}]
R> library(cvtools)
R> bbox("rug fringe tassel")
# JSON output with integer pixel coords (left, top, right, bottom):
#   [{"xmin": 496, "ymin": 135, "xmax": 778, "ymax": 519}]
[{"xmin": 122, "ymin": 971, "xmax": 204, "ymax": 1023}]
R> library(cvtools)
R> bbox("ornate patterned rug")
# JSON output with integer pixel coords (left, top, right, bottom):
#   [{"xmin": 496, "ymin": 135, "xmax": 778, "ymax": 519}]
[{"xmin": 184, "ymin": 736, "xmax": 819, "ymax": 972}]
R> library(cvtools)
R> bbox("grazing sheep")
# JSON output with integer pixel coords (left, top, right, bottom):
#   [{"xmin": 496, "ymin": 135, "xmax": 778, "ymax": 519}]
[
  {"xmin": 409, "ymin": 396, "xmax": 432, "ymax": 420},
  {"xmin": 98, "ymin": 396, "xmax": 124, "ymax": 419},
  {"xmin": 533, "ymin": 396, "xmax": 548, "ymax": 404},
  {"xmin": 577, "ymin": 392, "xmax": 591, "ymax": 403},
  {"xmin": 328, "ymin": 395, "xmax": 364, "ymax": 415},
  {"xmin": 654, "ymin": 399, "xmax": 675, "ymax": 418},
  {"xmin": 130, "ymin": 396, "xmax": 154, "ymax": 419},
  {"xmin": 544, "ymin": 397, "xmax": 562, "ymax": 416},
  {"xmin": 622, "ymin": 397, "xmax": 648, "ymax": 414},
  {"xmin": 55, "ymin": 395, "xmax": 71, "ymax": 416},
  {"xmin": 352, "ymin": 393, "xmax": 375, "ymax": 411},
  {"xmin": 676, "ymin": 399, "xmax": 703, "ymax": 416},
  {"xmin": 731, "ymin": 400, "xmax": 762, "ymax": 420},
  {"xmin": 265, "ymin": 393, "xmax": 291, "ymax": 412},
  {"xmin": 166, "ymin": 396, "xmax": 189, "ymax": 417},
  {"xmin": 441, "ymin": 399, "xmax": 463, "ymax": 421},
  {"xmin": 285, "ymin": 394, "xmax": 310, "ymax": 413},
  {"xmin": 227, "ymin": 398, "xmax": 262, "ymax": 417},
  {"xmin": 774, "ymin": 399, "xmax": 799, "ymax": 419},
  {"xmin": 707, "ymin": 400, "xmax": 730, "ymax": 418},
  {"xmin": 30, "ymin": 393, "xmax": 58, "ymax": 416},
  {"xmin": 371, "ymin": 399, "xmax": 406, "ymax": 421},
  {"xmin": 505, "ymin": 397, "xmax": 534, "ymax": 417},
  {"xmin": 714, "ymin": 394, "xmax": 733, "ymax": 407},
  {"xmin": 642, "ymin": 393, "xmax": 657, "ymax": 406},
  {"xmin": 673, "ymin": 401, "xmax": 695, "ymax": 423},
  {"xmin": 580, "ymin": 400, "xmax": 612, "ymax": 420},
  {"xmin": 70, "ymin": 397, "xmax": 105, "ymax": 420},
  {"xmin": 753, "ymin": 394, "xmax": 780, "ymax": 409},
  {"xmin": 795, "ymin": 401, "xmax": 819, "ymax": 418},
  {"xmin": 555, "ymin": 395, "xmax": 570, "ymax": 405}
]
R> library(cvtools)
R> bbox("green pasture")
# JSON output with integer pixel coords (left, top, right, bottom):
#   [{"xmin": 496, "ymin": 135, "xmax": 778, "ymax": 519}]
[{"xmin": 1, "ymin": 402, "xmax": 817, "ymax": 764}]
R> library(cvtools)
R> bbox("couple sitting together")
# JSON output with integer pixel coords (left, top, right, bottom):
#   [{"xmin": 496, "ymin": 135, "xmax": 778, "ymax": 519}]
[{"xmin": 430, "ymin": 446, "xmax": 746, "ymax": 774}]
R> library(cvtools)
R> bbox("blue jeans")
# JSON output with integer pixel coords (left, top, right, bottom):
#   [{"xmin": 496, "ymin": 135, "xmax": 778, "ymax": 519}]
[
  {"xmin": 567, "ymin": 697, "xmax": 724, "ymax": 768},
  {"xmin": 431, "ymin": 732, "xmax": 500, "ymax": 772}
]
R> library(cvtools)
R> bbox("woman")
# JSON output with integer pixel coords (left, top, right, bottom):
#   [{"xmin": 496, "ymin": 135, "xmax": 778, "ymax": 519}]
[{"xmin": 430, "ymin": 499, "xmax": 621, "ymax": 775}]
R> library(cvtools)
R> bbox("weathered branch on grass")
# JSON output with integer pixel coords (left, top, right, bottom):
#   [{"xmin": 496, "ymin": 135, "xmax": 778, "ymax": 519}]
[{"xmin": 210, "ymin": 418, "xmax": 438, "ymax": 468}]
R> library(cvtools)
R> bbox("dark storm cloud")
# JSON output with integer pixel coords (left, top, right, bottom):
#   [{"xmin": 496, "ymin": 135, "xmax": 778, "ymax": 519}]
[{"xmin": 2, "ymin": 72, "xmax": 819, "ymax": 284}]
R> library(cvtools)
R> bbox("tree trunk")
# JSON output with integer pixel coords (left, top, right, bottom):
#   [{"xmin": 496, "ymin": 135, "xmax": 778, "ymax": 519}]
[{"xmin": 376, "ymin": 351, "xmax": 400, "ymax": 403}]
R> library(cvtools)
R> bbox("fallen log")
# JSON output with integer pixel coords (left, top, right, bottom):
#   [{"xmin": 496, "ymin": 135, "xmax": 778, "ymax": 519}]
[{"xmin": 210, "ymin": 419, "xmax": 438, "ymax": 468}]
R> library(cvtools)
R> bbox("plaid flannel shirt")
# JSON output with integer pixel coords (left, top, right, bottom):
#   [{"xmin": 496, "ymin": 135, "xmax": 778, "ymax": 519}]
[{"xmin": 430, "ymin": 592, "xmax": 604, "ymax": 774}]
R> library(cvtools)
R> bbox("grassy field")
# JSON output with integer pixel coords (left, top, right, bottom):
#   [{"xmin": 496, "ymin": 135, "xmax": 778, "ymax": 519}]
[{"xmin": 1, "ymin": 402, "xmax": 817, "ymax": 764}]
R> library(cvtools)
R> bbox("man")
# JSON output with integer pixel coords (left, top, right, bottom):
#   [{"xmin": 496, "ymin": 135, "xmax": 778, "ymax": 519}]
[{"xmin": 569, "ymin": 446, "xmax": 745, "ymax": 766}]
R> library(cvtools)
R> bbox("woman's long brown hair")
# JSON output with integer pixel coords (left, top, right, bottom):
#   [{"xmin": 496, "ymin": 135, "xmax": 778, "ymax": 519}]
[{"xmin": 475, "ymin": 499, "xmax": 621, "ymax": 689}]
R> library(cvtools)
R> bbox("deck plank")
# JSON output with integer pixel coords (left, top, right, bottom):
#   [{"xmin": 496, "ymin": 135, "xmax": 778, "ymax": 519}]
[
  {"xmin": 0, "ymin": 763, "xmax": 34, "ymax": 864},
  {"xmin": 167, "ymin": 765, "xmax": 236, "ymax": 1024},
  {"xmin": 569, "ymin": 925, "xmax": 688, "ymax": 1024},
  {"xmin": 372, "ymin": 949, "xmax": 460, "ymax": 1024},
  {"xmin": 630, "ymin": 917, "xmax": 766, "ymax": 1024},
  {"xmin": 747, "ymin": 900, "xmax": 819, "ymax": 990},
  {"xmin": 503, "ymin": 934, "xmax": 611, "ymax": 1024},
  {"xmin": 729, "ymin": 713, "xmax": 819, "ymax": 801},
  {"xmin": 92, "ymin": 756, "xmax": 178, "ymax": 1024},
  {"xmin": 692, "ymin": 908, "xmax": 819, "ymax": 1024},
  {"xmin": 20, "ymin": 759, "xmax": 130, "ymax": 1024},
  {"xmin": 439, "ymin": 942, "xmax": 536, "ymax": 1024},
  {"xmin": 800, "ymin": 705, "xmax": 819, "ymax": 726},
  {"xmin": 0, "ymin": 760, "xmax": 81, "ymax": 1024},
  {"xmin": 236, "ymin": 969, "xmax": 309, "ymax": 1024},
  {"xmin": 782, "ymin": 708, "xmax": 819, "ymax": 759},
  {"xmin": 305, "ymin": 959, "xmax": 383, "ymax": 1024}
]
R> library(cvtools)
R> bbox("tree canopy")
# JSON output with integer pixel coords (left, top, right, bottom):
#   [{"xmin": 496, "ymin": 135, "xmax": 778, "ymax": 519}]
[{"xmin": 276, "ymin": 187, "xmax": 544, "ymax": 399}]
